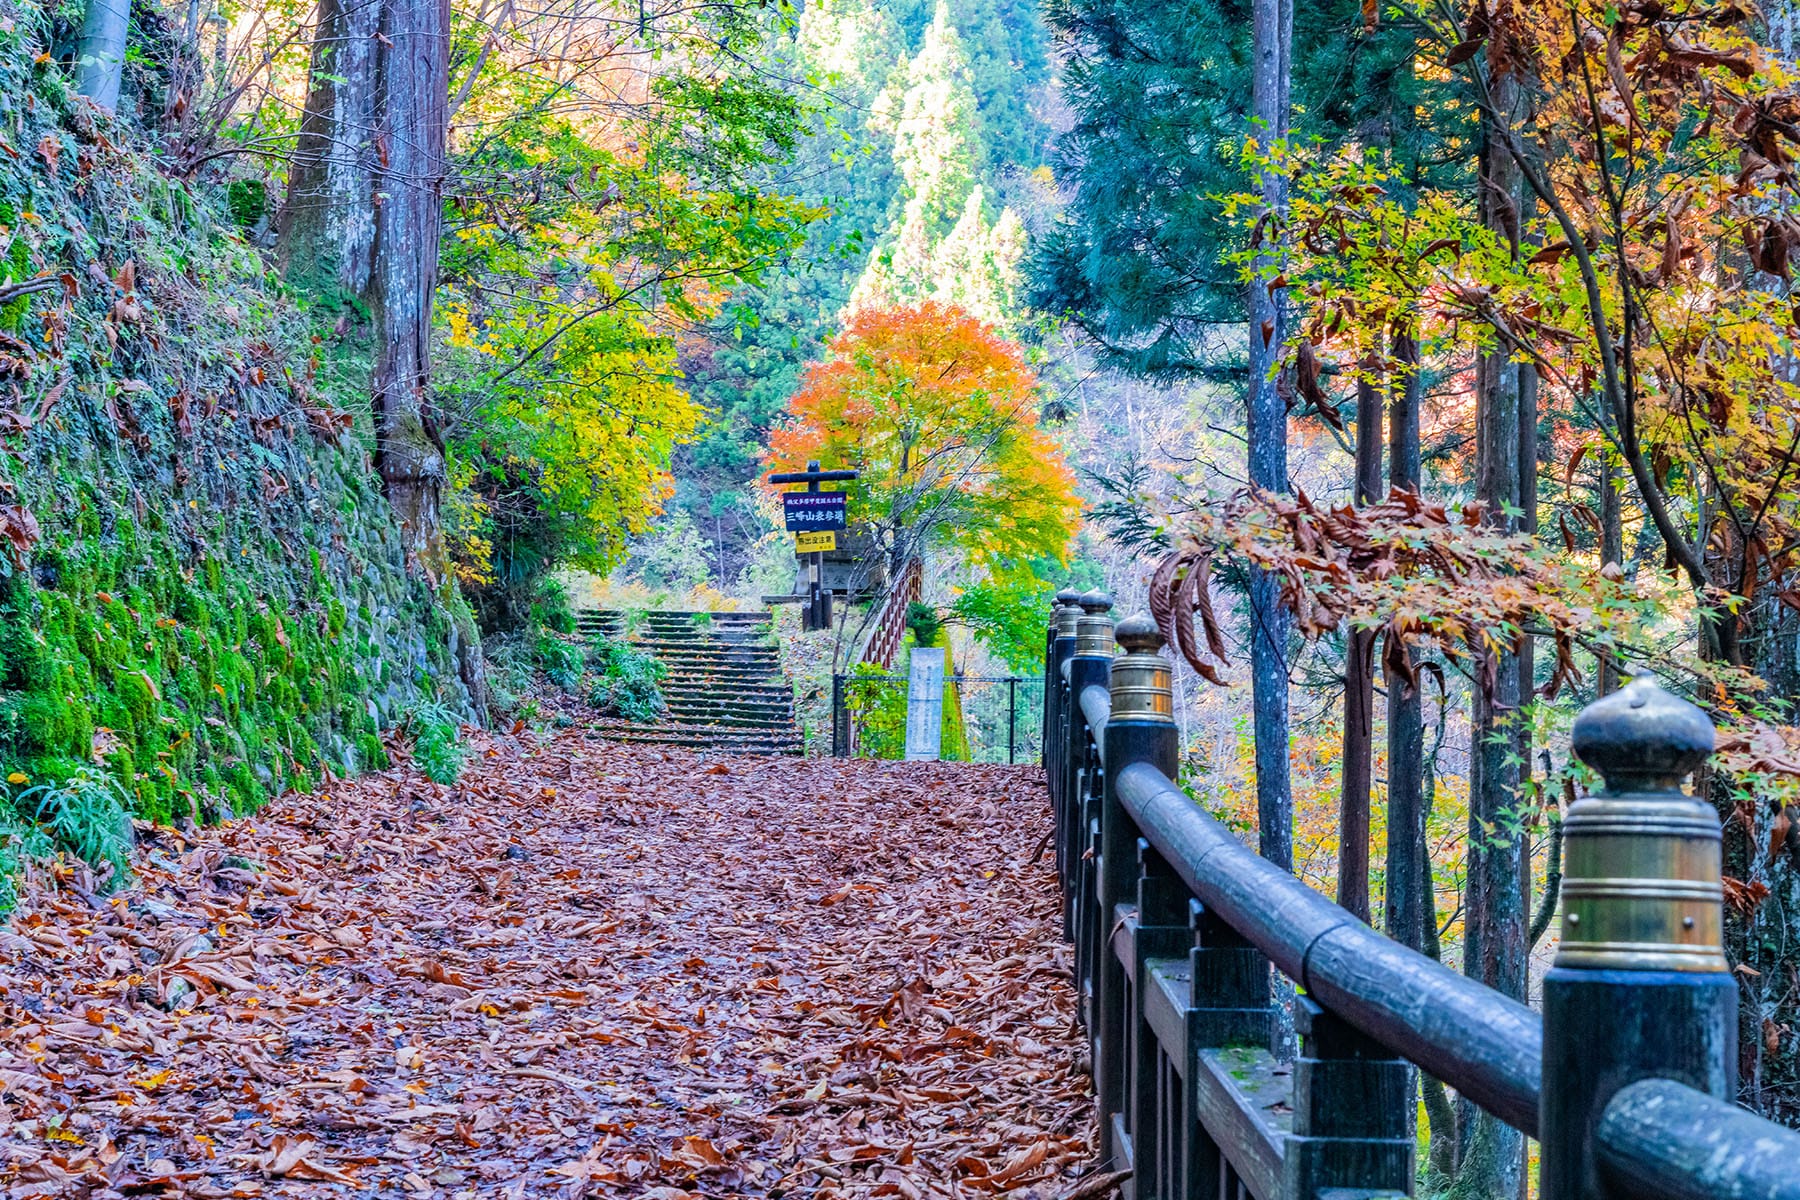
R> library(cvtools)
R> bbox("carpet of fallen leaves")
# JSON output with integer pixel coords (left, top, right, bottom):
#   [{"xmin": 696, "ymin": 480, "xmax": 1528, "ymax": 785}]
[{"xmin": 0, "ymin": 726, "xmax": 1095, "ymax": 1199}]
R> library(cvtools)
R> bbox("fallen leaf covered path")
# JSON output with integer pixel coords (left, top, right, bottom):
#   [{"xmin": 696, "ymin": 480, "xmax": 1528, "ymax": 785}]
[{"xmin": 0, "ymin": 729, "xmax": 1095, "ymax": 1198}]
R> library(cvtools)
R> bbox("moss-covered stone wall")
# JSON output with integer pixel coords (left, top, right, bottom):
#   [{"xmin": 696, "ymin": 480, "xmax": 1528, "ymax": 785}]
[{"xmin": 0, "ymin": 12, "xmax": 468, "ymax": 822}]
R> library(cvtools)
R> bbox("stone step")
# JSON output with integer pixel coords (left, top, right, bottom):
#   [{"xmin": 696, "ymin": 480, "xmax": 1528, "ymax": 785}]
[
  {"xmin": 657, "ymin": 722, "xmax": 796, "ymax": 739},
  {"xmin": 580, "ymin": 611, "xmax": 771, "ymax": 630},
  {"xmin": 664, "ymin": 699, "xmax": 794, "ymax": 715},
  {"xmin": 663, "ymin": 696, "xmax": 794, "ymax": 713},
  {"xmin": 635, "ymin": 645, "xmax": 780, "ymax": 659},
  {"xmin": 637, "ymin": 636, "xmax": 772, "ymax": 648},
  {"xmin": 649, "ymin": 659, "xmax": 780, "ymax": 673},
  {"xmin": 663, "ymin": 697, "xmax": 791, "ymax": 712},
  {"xmin": 576, "ymin": 606, "xmax": 800, "ymax": 754},
  {"xmin": 660, "ymin": 685, "xmax": 790, "ymax": 700}
]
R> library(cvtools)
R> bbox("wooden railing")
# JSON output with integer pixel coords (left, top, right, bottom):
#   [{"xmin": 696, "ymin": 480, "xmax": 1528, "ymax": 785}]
[
  {"xmin": 858, "ymin": 555, "xmax": 922, "ymax": 671},
  {"xmin": 1042, "ymin": 592, "xmax": 1800, "ymax": 1200}
]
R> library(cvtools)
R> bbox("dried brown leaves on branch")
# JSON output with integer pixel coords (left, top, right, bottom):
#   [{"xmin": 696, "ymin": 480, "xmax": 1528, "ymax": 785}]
[
  {"xmin": 1148, "ymin": 486, "xmax": 1642, "ymax": 700},
  {"xmin": 0, "ymin": 730, "xmax": 1093, "ymax": 1198}
]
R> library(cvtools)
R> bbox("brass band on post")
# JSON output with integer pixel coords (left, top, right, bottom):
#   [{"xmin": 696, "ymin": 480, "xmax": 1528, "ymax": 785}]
[
  {"xmin": 1556, "ymin": 674, "xmax": 1728, "ymax": 974},
  {"xmin": 1075, "ymin": 591, "xmax": 1114, "ymax": 657},
  {"xmin": 1110, "ymin": 612, "xmax": 1174, "ymax": 724},
  {"xmin": 1054, "ymin": 601, "xmax": 1082, "ymax": 640},
  {"xmin": 1051, "ymin": 588, "xmax": 1083, "ymax": 637}
]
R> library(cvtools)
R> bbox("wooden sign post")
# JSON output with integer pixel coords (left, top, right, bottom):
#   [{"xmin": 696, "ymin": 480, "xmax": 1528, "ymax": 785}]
[{"xmin": 769, "ymin": 460, "xmax": 857, "ymax": 631}]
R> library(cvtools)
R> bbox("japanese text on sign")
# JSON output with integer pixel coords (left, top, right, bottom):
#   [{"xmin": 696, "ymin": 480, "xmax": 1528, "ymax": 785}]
[{"xmin": 783, "ymin": 491, "xmax": 847, "ymax": 532}]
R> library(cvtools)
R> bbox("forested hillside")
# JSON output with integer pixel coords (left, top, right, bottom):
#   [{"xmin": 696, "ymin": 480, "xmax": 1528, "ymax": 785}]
[{"xmin": 660, "ymin": 0, "xmax": 1057, "ymax": 598}]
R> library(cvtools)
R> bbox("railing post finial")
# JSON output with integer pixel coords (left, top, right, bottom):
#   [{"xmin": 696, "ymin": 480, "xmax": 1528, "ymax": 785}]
[
  {"xmin": 1541, "ymin": 673, "xmax": 1735, "ymax": 1200},
  {"xmin": 1109, "ymin": 612, "xmax": 1174, "ymax": 725},
  {"xmin": 1074, "ymin": 591, "xmax": 1114, "ymax": 658}
]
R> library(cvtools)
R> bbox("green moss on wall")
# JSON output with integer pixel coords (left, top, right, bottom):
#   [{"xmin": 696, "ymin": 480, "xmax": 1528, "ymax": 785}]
[{"xmin": 0, "ymin": 10, "xmax": 469, "ymax": 825}]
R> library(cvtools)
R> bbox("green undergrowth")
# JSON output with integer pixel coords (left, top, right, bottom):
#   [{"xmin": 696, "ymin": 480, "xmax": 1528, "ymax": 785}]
[
  {"xmin": 0, "ymin": 6, "xmax": 471, "ymax": 882},
  {"xmin": 586, "ymin": 637, "xmax": 667, "ymax": 723},
  {"xmin": 482, "ymin": 623, "xmax": 666, "ymax": 727},
  {"xmin": 401, "ymin": 702, "xmax": 466, "ymax": 786}
]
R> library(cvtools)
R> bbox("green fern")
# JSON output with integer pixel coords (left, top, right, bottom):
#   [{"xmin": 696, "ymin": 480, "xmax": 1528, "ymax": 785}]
[
  {"xmin": 15, "ymin": 767, "xmax": 133, "ymax": 884},
  {"xmin": 402, "ymin": 703, "xmax": 465, "ymax": 785}
]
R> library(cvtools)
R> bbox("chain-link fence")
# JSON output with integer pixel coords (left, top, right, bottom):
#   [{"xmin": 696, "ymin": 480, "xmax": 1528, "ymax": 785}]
[{"xmin": 830, "ymin": 672, "xmax": 1044, "ymax": 764}]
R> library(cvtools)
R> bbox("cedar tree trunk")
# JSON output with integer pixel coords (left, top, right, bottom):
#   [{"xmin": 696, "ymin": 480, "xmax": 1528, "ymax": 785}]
[
  {"xmin": 1338, "ymin": 370, "xmax": 1382, "ymax": 922},
  {"xmin": 280, "ymin": 0, "xmax": 487, "ymax": 715}
]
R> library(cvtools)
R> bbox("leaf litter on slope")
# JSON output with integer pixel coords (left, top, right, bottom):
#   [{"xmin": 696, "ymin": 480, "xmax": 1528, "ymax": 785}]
[{"xmin": 0, "ymin": 727, "xmax": 1094, "ymax": 1198}]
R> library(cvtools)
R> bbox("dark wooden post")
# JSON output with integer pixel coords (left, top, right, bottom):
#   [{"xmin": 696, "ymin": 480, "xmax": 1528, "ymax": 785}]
[
  {"xmin": 1541, "ymin": 674, "xmax": 1736, "ymax": 1200},
  {"xmin": 1063, "ymin": 592, "xmax": 1113, "ymax": 936},
  {"xmin": 1182, "ymin": 900, "xmax": 1274, "ymax": 1198},
  {"xmin": 1043, "ymin": 588, "xmax": 1082, "ymax": 773},
  {"xmin": 1049, "ymin": 598, "xmax": 1081, "ymax": 814},
  {"xmin": 1068, "ymin": 598, "xmax": 1114, "ymax": 983},
  {"xmin": 1131, "ymin": 839, "xmax": 1190, "ymax": 1199},
  {"xmin": 1097, "ymin": 613, "xmax": 1178, "ymax": 1172},
  {"xmin": 1283, "ymin": 995, "xmax": 1413, "ymax": 1197},
  {"xmin": 1075, "ymin": 745, "xmax": 1105, "ymax": 1026}
]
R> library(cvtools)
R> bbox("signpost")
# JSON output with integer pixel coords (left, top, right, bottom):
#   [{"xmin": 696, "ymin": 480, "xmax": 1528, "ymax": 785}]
[
  {"xmin": 783, "ymin": 492, "xmax": 847, "ymax": 531},
  {"xmin": 768, "ymin": 460, "xmax": 857, "ymax": 631}
]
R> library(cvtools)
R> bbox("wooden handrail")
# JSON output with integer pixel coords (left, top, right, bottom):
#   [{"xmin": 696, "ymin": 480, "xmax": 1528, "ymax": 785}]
[
  {"xmin": 1597, "ymin": 1079, "xmax": 1800, "ymax": 1200},
  {"xmin": 1042, "ymin": 596, "xmax": 1800, "ymax": 1200},
  {"xmin": 1115, "ymin": 756, "xmax": 1541, "ymax": 1133},
  {"xmin": 857, "ymin": 556, "xmax": 922, "ymax": 671}
]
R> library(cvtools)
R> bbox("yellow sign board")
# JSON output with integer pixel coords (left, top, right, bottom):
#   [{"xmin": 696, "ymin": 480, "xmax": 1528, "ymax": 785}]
[{"xmin": 795, "ymin": 530, "xmax": 836, "ymax": 553}]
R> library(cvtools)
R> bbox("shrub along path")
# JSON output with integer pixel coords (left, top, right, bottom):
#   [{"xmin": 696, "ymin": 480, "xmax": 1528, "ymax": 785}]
[{"xmin": 0, "ymin": 726, "xmax": 1094, "ymax": 1198}]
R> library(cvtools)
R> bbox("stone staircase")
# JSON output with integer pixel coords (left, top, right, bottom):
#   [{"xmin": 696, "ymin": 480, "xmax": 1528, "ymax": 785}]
[{"xmin": 575, "ymin": 609, "xmax": 802, "ymax": 755}]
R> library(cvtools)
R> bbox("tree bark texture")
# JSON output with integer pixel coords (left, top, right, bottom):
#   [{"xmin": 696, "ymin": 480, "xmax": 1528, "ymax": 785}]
[
  {"xmin": 368, "ymin": 0, "xmax": 452, "ymax": 583},
  {"xmin": 75, "ymin": 0, "xmax": 131, "ymax": 110},
  {"xmin": 280, "ymin": 0, "xmax": 486, "ymax": 716},
  {"xmin": 1248, "ymin": 0, "xmax": 1291, "ymax": 875},
  {"xmin": 280, "ymin": 0, "xmax": 380, "ymax": 300},
  {"xmin": 1384, "ymin": 331, "xmax": 1424, "ymax": 954},
  {"xmin": 282, "ymin": 0, "xmax": 452, "ymax": 581},
  {"xmin": 1338, "ymin": 373, "xmax": 1382, "ymax": 923},
  {"xmin": 1452, "ymin": 53, "xmax": 1526, "ymax": 1200}
]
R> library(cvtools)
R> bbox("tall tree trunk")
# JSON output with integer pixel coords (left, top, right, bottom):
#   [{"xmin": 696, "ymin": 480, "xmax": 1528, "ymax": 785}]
[
  {"xmin": 75, "ymin": 0, "xmax": 131, "ymax": 110},
  {"xmin": 1339, "ymin": 371, "xmax": 1381, "ymax": 922},
  {"xmin": 1247, "ymin": 0, "xmax": 1295, "ymax": 1061},
  {"xmin": 1248, "ymin": 0, "xmax": 1291, "ymax": 875},
  {"xmin": 279, "ymin": 0, "xmax": 380, "ymax": 300},
  {"xmin": 1385, "ymin": 331, "xmax": 1425, "ymax": 952},
  {"xmin": 1516, "ymin": 362, "xmax": 1539, "ymax": 929},
  {"xmin": 1452, "ymin": 55, "xmax": 1527, "ymax": 1200},
  {"xmin": 1514, "ymin": 359, "xmax": 1539, "ymax": 1200},
  {"xmin": 280, "ymin": 0, "xmax": 488, "ymax": 716},
  {"xmin": 369, "ymin": 0, "xmax": 452, "ymax": 582},
  {"xmin": 282, "ymin": 0, "xmax": 451, "ymax": 575}
]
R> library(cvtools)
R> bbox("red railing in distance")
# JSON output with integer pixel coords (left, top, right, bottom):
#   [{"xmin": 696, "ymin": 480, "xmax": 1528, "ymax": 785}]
[{"xmin": 860, "ymin": 557, "xmax": 922, "ymax": 670}]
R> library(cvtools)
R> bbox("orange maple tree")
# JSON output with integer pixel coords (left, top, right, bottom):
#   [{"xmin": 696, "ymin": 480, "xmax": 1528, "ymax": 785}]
[{"xmin": 766, "ymin": 301, "xmax": 1079, "ymax": 572}]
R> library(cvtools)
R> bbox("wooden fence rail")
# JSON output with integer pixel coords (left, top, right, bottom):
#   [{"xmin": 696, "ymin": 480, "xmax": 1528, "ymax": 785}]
[{"xmin": 1040, "ymin": 591, "xmax": 1800, "ymax": 1200}]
